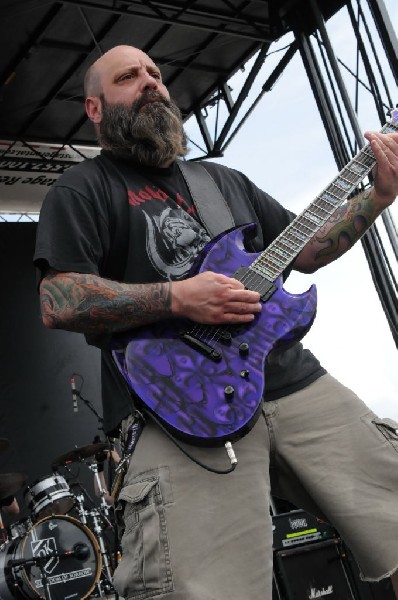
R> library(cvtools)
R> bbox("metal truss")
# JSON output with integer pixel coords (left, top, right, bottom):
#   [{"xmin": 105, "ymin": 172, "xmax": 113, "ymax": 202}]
[
  {"xmin": 1, "ymin": 0, "xmax": 397, "ymax": 349},
  {"xmin": 289, "ymin": 0, "xmax": 398, "ymax": 346}
]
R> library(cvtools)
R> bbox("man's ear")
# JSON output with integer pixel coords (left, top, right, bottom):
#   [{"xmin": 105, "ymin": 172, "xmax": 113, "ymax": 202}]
[{"xmin": 85, "ymin": 96, "xmax": 102, "ymax": 124}]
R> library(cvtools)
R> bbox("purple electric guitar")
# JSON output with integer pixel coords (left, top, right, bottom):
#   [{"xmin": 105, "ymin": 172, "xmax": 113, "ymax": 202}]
[{"xmin": 112, "ymin": 111, "xmax": 398, "ymax": 447}]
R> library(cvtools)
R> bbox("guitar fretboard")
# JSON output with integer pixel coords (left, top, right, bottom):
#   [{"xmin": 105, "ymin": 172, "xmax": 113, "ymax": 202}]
[{"xmin": 250, "ymin": 120, "xmax": 398, "ymax": 282}]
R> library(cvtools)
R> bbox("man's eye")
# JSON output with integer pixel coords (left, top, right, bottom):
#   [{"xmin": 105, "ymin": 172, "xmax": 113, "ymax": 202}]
[
  {"xmin": 119, "ymin": 73, "xmax": 134, "ymax": 81},
  {"xmin": 151, "ymin": 72, "xmax": 161, "ymax": 80}
]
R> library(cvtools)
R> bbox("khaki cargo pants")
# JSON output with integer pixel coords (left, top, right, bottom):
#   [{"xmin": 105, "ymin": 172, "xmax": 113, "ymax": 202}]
[{"xmin": 113, "ymin": 374, "xmax": 398, "ymax": 600}]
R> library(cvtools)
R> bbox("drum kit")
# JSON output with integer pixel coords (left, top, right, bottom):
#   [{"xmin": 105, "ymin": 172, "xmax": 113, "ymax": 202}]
[{"xmin": 0, "ymin": 438, "xmax": 120, "ymax": 600}]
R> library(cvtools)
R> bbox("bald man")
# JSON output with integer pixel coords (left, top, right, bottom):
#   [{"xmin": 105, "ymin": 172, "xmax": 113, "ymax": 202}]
[{"xmin": 35, "ymin": 45, "xmax": 398, "ymax": 599}]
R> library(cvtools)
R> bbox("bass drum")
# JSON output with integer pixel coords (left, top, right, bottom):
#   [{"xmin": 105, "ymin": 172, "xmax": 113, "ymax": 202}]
[{"xmin": 0, "ymin": 515, "xmax": 101, "ymax": 599}]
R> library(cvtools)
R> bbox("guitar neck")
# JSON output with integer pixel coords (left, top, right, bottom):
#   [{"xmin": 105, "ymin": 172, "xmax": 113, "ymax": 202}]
[{"xmin": 251, "ymin": 120, "xmax": 398, "ymax": 282}]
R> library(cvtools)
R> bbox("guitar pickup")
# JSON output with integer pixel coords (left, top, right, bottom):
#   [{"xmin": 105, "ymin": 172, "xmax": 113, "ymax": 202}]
[
  {"xmin": 180, "ymin": 331, "xmax": 222, "ymax": 362},
  {"xmin": 233, "ymin": 266, "xmax": 277, "ymax": 301}
]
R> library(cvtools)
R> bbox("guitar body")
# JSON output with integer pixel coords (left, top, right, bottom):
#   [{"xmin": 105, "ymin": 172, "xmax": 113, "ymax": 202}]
[
  {"xmin": 112, "ymin": 224, "xmax": 317, "ymax": 447},
  {"xmin": 111, "ymin": 111, "xmax": 398, "ymax": 445}
]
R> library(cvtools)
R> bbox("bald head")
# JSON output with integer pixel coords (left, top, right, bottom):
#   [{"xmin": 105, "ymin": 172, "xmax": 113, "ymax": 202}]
[
  {"xmin": 83, "ymin": 45, "xmax": 161, "ymax": 99},
  {"xmin": 82, "ymin": 45, "xmax": 186, "ymax": 166}
]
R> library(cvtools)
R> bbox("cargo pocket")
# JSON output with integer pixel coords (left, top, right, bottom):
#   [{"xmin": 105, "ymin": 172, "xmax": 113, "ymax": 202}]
[
  {"xmin": 372, "ymin": 417, "xmax": 398, "ymax": 452},
  {"xmin": 113, "ymin": 476, "xmax": 173, "ymax": 599}
]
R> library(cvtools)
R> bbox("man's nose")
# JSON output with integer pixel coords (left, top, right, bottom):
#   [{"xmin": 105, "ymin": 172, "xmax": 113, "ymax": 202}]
[{"xmin": 142, "ymin": 71, "xmax": 158, "ymax": 90}]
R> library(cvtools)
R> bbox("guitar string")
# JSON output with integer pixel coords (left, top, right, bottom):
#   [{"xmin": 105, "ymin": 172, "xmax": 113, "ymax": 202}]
[{"xmin": 186, "ymin": 119, "xmax": 398, "ymax": 347}]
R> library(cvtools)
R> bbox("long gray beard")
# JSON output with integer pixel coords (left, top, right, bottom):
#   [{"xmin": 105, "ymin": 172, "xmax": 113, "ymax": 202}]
[{"xmin": 98, "ymin": 92, "xmax": 188, "ymax": 167}]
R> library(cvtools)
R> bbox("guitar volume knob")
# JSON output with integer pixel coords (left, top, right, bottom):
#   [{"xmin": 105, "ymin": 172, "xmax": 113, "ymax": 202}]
[
  {"xmin": 224, "ymin": 385, "xmax": 235, "ymax": 401},
  {"xmin": 239, "ymin": 342, "xmax": 249, "ymax": 356}
]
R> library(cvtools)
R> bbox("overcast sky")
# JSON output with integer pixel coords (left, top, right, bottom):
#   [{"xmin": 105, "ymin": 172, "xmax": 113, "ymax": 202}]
[{"xmin": 187, "ymin": 1, "xmax": 398, "ymax": 420}]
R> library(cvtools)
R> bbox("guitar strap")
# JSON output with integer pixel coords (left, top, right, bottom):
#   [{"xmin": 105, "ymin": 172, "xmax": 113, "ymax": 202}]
[{"xmin": 177, "ymin": 160, "xmax": 236, "ymax": 236}]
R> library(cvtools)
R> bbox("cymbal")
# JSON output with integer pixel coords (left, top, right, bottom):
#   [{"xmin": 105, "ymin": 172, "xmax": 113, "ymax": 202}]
[
  {"xmin": 0, "ymin": 438, "xmax": 9, "ymax": 452},
  {"xmin": 52, "ymin": 443, "xmax": 109, "ymax": 467},
  {"xmin": 0, "ymin": 473, "xmax": 28, "ymax": 500}
]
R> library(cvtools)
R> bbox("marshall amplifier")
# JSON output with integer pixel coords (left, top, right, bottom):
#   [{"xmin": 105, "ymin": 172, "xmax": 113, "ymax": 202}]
[
  {"xmin": 342, "ymin": 544, "xmax": 396, "ymax": 600},
  {"xmin": 274, "ymin": 538, "xmax": 355, "ymax": 599},
  {"xmin": 273, "ymin": 510, "xmax": 336, "ymax": 552}
]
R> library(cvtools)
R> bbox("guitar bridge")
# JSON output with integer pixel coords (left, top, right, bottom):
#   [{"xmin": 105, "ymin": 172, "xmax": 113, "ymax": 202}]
[{"xmin": 180, "ymin": 331, "xmax": 222, "ymax": 362}]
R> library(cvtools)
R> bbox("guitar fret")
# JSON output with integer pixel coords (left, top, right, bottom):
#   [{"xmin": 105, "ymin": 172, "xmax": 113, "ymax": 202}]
[
  {"xmin": 288, "ymin": 228, "xmax": 308, "ymax": 242},
  {"xmin": 250, "ymin": 112, "xmax": 397, "ymax": 283},
  {"xmin": 252, "ymin": 262, "xmax": 279, "ymax": 279},
  {"xmin": 304, "ymin": 210, "xmax": 323, "ymax": 225},
  {"xmin": 361, "ymin": 149, "xmax": 376, "ymax": 164},
  {"xmin": 355, "ymin": 155, "xmax": 373, "ymax": 168},
  {"xmin": 272, "ymin": 246, "xmax": 291, "ymax": 259},
  {"xmin": 346, "ymin": 163, "xmax": 368, "ymax": 177},
  {"xmin": 330, "ymin": 183, "xmax": 350, "ymax": 197},
  {"xmin": 298, "ymin": 218, "xmax": 318, "ymax": 232},
  {"xmin": 313, "ymin": 201, "xmax": 334, "ymax": 216},
  {"xmin": 266, "ymin": 252, "xmax": 285, "ymax": 267},
  {"xmin": 340, "ymin": 169, "xmax": 361, "ymax": 185},
  {"xmin": 279, "ymin": 238, "xmax": 299, "ymax": 252},
  {"xmin": 319, "ymin": 193, "xmax": 339, "ymax": 208},
  {"xmin": 335, "ymin": 176, "xmax": 353, "ymax": 190},
  {"xmin": 285, "ymin": 234, "xmax": 304, "ymax": 249}
]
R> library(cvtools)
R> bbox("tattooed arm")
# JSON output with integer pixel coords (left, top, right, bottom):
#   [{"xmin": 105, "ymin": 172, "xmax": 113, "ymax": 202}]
[
  {"xmin": 39, "ymin": 270, "xmax": 172, "ymax": 333},
  {"xmin": 39, "ymin": 269, "xmax": 262, "ymax": 333},
  {"xmin": 294, "ymin": 130, "xmax": 398, "ymax": 274}
]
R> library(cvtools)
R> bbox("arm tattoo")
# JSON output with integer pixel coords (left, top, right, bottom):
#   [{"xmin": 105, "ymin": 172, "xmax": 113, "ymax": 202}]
[
  {"xmin": 40, "ymin": 271, "xmax": 172, "ymax": 334},
  {"xmin": 311, "ymin": 188, "xmax": 378, "ymax": 262}
]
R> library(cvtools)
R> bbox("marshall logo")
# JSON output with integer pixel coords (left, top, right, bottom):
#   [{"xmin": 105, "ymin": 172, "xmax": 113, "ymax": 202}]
[
  {"xmin": 308, "ymin": 585, "xmax": 333, "ymax": 598},
  {"xmin": 289, "ymin": 517, "xmax": 308, "ymax": 530}
]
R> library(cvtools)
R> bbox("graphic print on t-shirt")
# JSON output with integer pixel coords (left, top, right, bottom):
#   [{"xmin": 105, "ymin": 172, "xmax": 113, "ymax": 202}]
[{"xmin": 143, "ymin": 206, "xmax": 210, "ymax": 280}]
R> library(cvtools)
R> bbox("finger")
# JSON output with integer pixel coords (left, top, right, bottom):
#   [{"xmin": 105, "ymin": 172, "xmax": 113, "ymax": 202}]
[
  {"xmin": 227, "ymin": 288, "xmax": 261, "ymax": 302},
  {"xmin": 225, "ymin": 298, "xmax": 262, "ymax": 312},
  {"xmin": 367, "ymin": 137, "xmax": 396, "ymax": 170},
  {"xmin": 366, "ymin": 132, "xmax": 398, "ymax": 156},
  {"xmin": 221, "ymin": 311, "xmax": 258, "ymax": 323}
]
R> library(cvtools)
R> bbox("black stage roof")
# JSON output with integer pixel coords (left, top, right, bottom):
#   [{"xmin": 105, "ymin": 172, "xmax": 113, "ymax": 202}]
[{"xmin": 0, "ymin": 0, "xmax": 346, "ymax": 148}]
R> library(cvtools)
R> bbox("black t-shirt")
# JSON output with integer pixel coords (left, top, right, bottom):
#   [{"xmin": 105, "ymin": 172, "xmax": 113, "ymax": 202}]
[{"xmin": 34, "ymin": 152, "xmax": 326, "ymax": 434}]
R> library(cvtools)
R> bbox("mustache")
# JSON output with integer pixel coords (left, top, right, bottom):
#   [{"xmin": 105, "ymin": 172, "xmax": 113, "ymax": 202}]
[
  {"xmin": 133, "ymin": 90, "xmax": 170, "ymax": 113},
  {"xmin": 98, "ymin": 91, "xmax": 188, "ymax": 166}
]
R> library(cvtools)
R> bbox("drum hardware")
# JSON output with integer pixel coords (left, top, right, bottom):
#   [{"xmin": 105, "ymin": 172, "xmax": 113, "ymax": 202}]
[
  {"xmin": 74, "ymin": 492, "xmax": 89, "ymax": 524},
  {"xmin": 8, "ymin": 517, "xmax": 33, "ymax": 541},
  {"xmin": 72, "ymin": 463, "xmax": 116, "ymax": 596},
  {"xmin": 51, "ymin": 443, "xmax": 109, "ymax": 469},
  {"xmin": 87, "ymin": 508, "xmax": 114, "ymax": 589},
  {"xmin": 39, "ymin": 441, "xmax": 119, "ymax": 597},
  {"xmin": 89, "ymin": 461, "xmax": 111, "ymax": 518},
  {"xmin": 57, "ymin": 459, "xmax": 118, "ymax": 597}
]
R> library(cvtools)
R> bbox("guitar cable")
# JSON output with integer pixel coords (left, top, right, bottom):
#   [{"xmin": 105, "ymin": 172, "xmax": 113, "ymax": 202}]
[{"xmin": 146, "ymin": 409, "xmax": 238, "ymax": 475}]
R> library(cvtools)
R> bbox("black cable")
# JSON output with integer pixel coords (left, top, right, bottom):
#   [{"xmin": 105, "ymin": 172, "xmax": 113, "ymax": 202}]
[{"xmin": 144, "ymin": 408, "xmax": 237, "ymax": 475}]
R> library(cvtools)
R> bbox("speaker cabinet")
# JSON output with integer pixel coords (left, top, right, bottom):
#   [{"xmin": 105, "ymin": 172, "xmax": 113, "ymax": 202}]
[
  {"xmin": 274, "ymin": 538, "xmax": 354, "ymax": 599},
  {"xmin": 342, "ymin": 545, "xmax": 396, "ymax": 600}
]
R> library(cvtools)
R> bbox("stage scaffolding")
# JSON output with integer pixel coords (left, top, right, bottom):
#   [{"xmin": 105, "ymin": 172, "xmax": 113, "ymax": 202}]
[{"xmin": 1, "ymin": 0, "xmax": 397, "ymax": 346}]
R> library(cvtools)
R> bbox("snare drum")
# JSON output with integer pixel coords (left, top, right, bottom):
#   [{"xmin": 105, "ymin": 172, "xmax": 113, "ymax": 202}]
[
  {"xmin": 24, "ymin": 474, "xmax": 75, "ymax": 520},
  {"xmin": 0, "ymin": 514, "xmax": 101, "ymax": 599}
]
